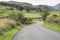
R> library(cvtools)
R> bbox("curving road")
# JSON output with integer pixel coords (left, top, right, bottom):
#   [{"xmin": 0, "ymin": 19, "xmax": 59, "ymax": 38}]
[{"xmin": 13, "ymin": 22, "xmax": 60, "ymax": 40}]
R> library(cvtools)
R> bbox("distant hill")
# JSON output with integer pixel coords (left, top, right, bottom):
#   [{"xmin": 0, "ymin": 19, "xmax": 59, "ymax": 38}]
[
  {"xmin": 0, "ymin": 1, "xmax": 60, "ymax": 12},
  {"xmin": 54, "ymin": 3, "xmax": 60, "ymax": 11},
  {"xmin": 46, "ymin": 6, "xmax": 55, "ymax": 11}
]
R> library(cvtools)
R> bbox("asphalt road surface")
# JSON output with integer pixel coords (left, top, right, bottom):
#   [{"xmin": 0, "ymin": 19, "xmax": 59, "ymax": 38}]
[{"xmin": 13, "ymin": 22, "xmax": 60, "ymax": 40}]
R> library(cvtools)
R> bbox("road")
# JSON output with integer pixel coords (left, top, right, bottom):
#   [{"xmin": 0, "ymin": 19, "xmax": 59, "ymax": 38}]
[{"xmin": 13, "ymin": 22, "xmax": 60, "ymax": 40}]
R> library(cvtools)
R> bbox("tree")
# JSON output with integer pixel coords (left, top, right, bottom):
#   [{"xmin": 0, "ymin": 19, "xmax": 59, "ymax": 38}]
[
  {"xmin": 24, "ymin": 6, "xmax": 31, "ymax": 12},
  {"xmin": 19, "ymin": 6, "xmax": 24, "ymax": 11},
  {"xmin": 41, "ymin": 6, "xmax": 50, "ymax": 21}
]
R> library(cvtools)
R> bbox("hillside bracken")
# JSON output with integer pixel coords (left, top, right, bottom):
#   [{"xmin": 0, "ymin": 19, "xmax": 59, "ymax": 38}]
[{"xmin": 0, "ymin": 18, "xmax": 16, "ymax": 34}]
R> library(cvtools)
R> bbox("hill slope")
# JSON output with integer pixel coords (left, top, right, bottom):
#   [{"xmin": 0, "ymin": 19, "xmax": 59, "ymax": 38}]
[{"xmin": 0, "ymin": 1, "xmax": 60, "ymax": 11}]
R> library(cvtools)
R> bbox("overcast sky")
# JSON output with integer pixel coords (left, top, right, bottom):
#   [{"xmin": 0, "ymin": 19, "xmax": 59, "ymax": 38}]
[{"xmin": 0, "ymin": 0, "xmax": 60, "ymax": 6}]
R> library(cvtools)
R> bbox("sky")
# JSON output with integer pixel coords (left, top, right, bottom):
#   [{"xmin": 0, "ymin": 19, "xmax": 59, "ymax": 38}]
[{"xmin": 0, "ymin": 0, "xmax": 60, "ymax": 6}]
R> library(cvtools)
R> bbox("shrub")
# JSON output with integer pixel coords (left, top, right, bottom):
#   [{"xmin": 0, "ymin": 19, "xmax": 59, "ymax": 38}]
[
  {"xmin": 6, "ymin": 7, "xmax": 14, "ymax": 10},
  {"xmin": 41, "ymin": 6, "xmax": 50, "ymax": 21},
  {"xmin": 46, "ymin": 14, "xmax": 60, "ymax": 25},
  {"xmin": 0, "ymin": 18, "xmax": 16, "ymax": 34},
  {"xmin": 8, "ymin": 13, "xmax": 24, "ymax": 23},
  {"xmin": 8, "ymin": 13, "xmax": 32, "ymax": 24},
  {"xmin": 8, "ymin": 12, "xmax": 32, "ymax": 25},
  {"xmin": 21, "ymin": 18, "xmax": 32, "ymax": 24}
]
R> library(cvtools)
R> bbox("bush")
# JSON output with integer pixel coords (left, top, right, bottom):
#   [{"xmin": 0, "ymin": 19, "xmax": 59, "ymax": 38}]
[
  {"xmin": 6, "ymin": 7, "xmax": 14, "ymax": 10},
  {"xmin": 46, "ymin": 14, "xmax": 60, "ymax": 25},
  {"xmin": 0, "ymin": 19, "xmax": 16, "ymax": 34},
  {"xmin": 21, "ymin": 18, "xmax": 32, "ymax": 24},
  {"xmin": 8, "ymin": 13, "xmax": 24, "ymax": 23},
  {"xmin": 41, "ymin": 6, "xmax": 50, "ymax": 21},
  {"xmin": 8, "ymin": 13, "xmax": 32, "ymax": 24}
]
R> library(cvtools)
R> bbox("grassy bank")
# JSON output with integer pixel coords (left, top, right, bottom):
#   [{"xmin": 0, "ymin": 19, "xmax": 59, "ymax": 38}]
[
  {"xmin": 0, "ymin": 5, "xmax": 41, "ymax": 40},
  {"xmin": 43, "ymin": 23, "xmax": 60, "ymax": 32},
  {"xmin": 0, "ymin": 25, "xmax": 24, "ymax": 40}
]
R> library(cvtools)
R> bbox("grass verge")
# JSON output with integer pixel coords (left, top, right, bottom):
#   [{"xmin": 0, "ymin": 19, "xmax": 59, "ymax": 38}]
[
  {"xmin": 0, "ymin": 24, "xmax": 24, "ymax": 40},
  {"xmin": 43, "ymin": 22, "xmax": 60, "ymax": 32}
]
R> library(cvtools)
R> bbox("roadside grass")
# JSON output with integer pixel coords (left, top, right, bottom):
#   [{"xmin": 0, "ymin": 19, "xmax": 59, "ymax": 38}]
[
  {"xmin": 43, "ymin": 22, "xmax": 60, "ymax": 32},
  {"xmin": 0, "ymin": 25, "xmax": 24, "ymax": 40}
]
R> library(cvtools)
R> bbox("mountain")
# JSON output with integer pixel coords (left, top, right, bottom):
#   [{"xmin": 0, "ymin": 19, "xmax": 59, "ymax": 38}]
[
  {"xmin": 54, "ymin": 3, "xmax": 60, "ymax": 11},
  {"xmin": 35, "ymin": 3, "xmax": 60, "ymax": 11},
  {"xmin": 35, "ymin": 5, "xmax": 55, "ymax": 11},
  {"xmin": 0, "ymin": 1, "xmax": 60, "ymax": 11},
  {"xmin": 46, "ymin": 6, "xmax": 55, "ymax": 11},
  {"xmin": 0, "ymin": 1, "xmax": 50, "ymax": 12}
]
